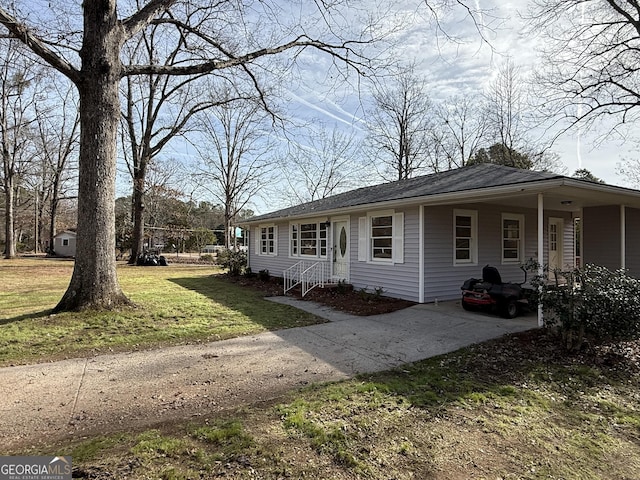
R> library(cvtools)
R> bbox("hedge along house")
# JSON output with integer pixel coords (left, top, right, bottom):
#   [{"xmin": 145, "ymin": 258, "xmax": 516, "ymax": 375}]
[{"xmin": 241, "ymin": 164, "xmax": 640, "ymax": 325}]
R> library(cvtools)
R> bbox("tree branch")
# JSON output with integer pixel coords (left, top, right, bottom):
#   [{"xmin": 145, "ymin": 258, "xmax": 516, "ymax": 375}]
[{"xmin": 0, "ymin": 7, "xmax": 80, "ymax": 83}]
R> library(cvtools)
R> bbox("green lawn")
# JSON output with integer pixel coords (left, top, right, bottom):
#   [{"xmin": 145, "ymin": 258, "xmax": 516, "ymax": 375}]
[{"xmin": 0, "ymin": 257, "xmax": 323, "ymax": 366}]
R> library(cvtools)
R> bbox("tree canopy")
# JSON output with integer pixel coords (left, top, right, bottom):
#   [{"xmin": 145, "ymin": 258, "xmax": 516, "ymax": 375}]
[{"xmin": 468, "ymin": 143, "xmax": 533, "ymax": 170}]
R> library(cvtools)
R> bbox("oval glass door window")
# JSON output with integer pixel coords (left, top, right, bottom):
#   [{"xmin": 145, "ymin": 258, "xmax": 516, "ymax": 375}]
[{"xmin": 339, "ymin": 226, "xmax": 347, "ymax": 256}]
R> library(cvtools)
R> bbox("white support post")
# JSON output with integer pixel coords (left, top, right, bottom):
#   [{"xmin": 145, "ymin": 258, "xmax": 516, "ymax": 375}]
[
  {"xmin": 579, "ymin": 208, "xmax": 583, "ymax": 268},
  {"xmin": 621, "ymin": 205, "xmax": 626, "ymax": 270},
  {"xmin": 419, "ymin": 205, "xmax": 425, "ymax": 303},
  {"xmin": 537, "ymin": 193, "xmax": 544, "ymax": 328}
]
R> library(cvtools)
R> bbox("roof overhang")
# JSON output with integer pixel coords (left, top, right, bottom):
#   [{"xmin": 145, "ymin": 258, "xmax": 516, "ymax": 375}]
[{"xmin": 240, "ymin": 178, "xmax": 640, "ymax": 225}]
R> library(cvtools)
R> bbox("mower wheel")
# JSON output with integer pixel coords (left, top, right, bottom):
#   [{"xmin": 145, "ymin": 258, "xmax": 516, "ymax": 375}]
[
  {"xmin": 501, "ymin": 298, "xmax": 519, "ymax": 319},
  {"xmin": 461, "ymin": 298, "xmax": 474, "ymax": 311}
]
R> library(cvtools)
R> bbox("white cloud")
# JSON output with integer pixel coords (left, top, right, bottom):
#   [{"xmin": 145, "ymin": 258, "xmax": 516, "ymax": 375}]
[{"xmin": 281, "ymin": 0, "xmax": 633, "ymax": 187}]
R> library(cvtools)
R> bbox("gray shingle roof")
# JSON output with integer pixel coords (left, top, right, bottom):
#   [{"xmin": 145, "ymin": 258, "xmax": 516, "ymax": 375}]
[{"xmin": 245, "ymin": 164, "xmax": 563, "ymax": 223}]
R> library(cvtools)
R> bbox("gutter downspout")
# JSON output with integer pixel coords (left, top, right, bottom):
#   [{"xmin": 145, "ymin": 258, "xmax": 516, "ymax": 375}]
[{"xmin": 538, "ymin": 193, "xmax": 544, "ymax": 328}]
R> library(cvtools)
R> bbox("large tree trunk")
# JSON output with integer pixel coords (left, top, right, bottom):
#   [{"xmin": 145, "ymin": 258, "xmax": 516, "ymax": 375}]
[
  {"xmin": 3, "ymin": 176, "xmax": 15, "ymax": 258},
  {"xmin": 55, "ymin": 2, "xmax": 131, "ymax": 311}
]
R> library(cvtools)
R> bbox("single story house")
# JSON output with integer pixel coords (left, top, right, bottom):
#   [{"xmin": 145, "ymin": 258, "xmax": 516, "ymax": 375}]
[
  {"xmin": 241, "ymin": 164, "xmax": 640, "ymax": 323},
  {"xmin": 53, "ymin": 230, "xmax": 77, "ymax": 257}
]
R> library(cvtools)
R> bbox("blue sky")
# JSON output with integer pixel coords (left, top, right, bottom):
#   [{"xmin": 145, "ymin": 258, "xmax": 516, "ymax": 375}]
[
  {"xmin": 280, "ymin": 0, "xmax": 633, "ymax": 189},
  {"xmin": 115, "ymin": 0, "xmax": 636, "ymax": 215}
]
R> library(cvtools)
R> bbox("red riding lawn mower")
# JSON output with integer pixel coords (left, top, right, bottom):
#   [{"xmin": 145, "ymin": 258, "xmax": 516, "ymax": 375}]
[{"xmin": 460, "ymin": 265, "xmax": 535, "ymax": 319}]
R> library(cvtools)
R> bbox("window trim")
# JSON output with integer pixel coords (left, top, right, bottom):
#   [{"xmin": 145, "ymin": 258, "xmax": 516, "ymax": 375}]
[
  {"xmin": 258, "ymin": 224, "xmax": 277, "ymax": 256},
  {"xmin": 453, "ymin": 209, "xmax": 478, "ymax": 266},
  {"xmin": 502, "ymin": 213, "xmax": 525, "ymax": 264},
  {"xmin": 358, "ymin": 209, "xmax": 404, "ymax": 265},
  {"xmin": 288, "ymin": 219, "xmax": 328, "ymax": 260},
  {"xmin": 369, "ymin": 211, "xmax": 394, "ymax": 264}
]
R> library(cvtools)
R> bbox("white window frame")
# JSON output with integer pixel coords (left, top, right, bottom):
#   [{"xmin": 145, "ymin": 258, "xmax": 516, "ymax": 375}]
[
  {"xmin": 288, "ymin": 220, "xmax": 328, "ymax": 259},
  {"xmin": 62, "ymin": 238, "xmax": 69, "ymax": 246},
  {"xmin": 358, "ymin": 210, "xmax": 404, "ymax": 264},
  {"xmin": 370, "ymin": 211, "xmax": 394, "ymax": 263},
  {"xmin": 502, "ymin": 213, "xmax": 525, "ymax": 264},
  {"xmin": 258, "ymin": 224, "xmax": 277, "ymax": 256},
  {"xmin": 453, "ymin": 209, "xmax": 478, "ymax": 266}
]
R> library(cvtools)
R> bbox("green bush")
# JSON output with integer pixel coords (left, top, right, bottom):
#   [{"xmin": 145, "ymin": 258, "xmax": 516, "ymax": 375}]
[
  {"xmin": 217, "ymin": 249, "xmax": 247, "ymax": 276},
  {"xmin": 539, "ymin": 264, "xmax": 640, "ymax": 350}
]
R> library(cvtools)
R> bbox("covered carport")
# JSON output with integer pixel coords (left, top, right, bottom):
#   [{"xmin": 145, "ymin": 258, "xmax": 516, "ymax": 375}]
[
  {"xmin": 417, "ymin": 176, "xmax": 640, "ymax": 327},
  {"xmin": 517, "ymin": 180, "xmax": 640, "ymax": 326}
]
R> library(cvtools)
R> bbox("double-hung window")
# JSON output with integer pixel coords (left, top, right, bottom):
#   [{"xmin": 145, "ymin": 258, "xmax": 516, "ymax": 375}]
[
  {"xmin": 289, "ymin": 221, "xmax": 328, "ymax": 259},
  {"xmin": 258, "ymin": 225, "xmax": 276, "ymax": 255},
  {"xmin": 357, "ymin": 210, "xmax": 404, "ymax": 264},
  {"xmin": 371, "ymin": 215, "xmax": 393, "ymax": 260},
  {"xmin": 454, "ymin": 210, "xmax": 477, "ymax": 265},
  {"xmin": 502, "ymin": 213, "xmax": 524, "ymax": 263}
]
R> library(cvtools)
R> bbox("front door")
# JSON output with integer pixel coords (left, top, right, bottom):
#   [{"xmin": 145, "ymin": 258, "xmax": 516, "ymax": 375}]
[
  {"xmin": 549, "ymin": 217, "xmax": 564, "ymax": 272},
  {"xmin": 333, "ymin": 220, "xmax": 349, "ymax": 281}
]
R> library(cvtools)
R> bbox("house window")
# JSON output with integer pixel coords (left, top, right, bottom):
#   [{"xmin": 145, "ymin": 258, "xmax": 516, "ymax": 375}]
[
  {"xmin": 290, "ymin": 224, "xmax": 298, "ymax": 256},
  {"xmin": 371, "ymin": 215, "xmax": 393, "ymax": 260},
  {"xmin": 358, "ymin": 211, "xmax": 404, "ymax": 264},
  {"xmin": 454, "ymin": 210, "xmax": 477, "ymax": 265},
  {"xmin": 289, "ymin": 221, "xmax": 328, "ymax": 259},
  {"xmin": 260, "ymin": 225, "xmax": 276, "ymax": 255},
  {"xmin": 502, "ymin": 213, "xmax": 524, "ymax": 263},
  {"xmin": 62, "ymin": 239, "xmax": 69, "ymax": 246}
]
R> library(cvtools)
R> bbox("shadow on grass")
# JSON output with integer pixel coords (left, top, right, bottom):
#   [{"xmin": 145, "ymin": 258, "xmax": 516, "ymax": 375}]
[
  {"xmin": 169, "ymin": 275, "xmax": 326, "ymax": 331},
  {"xmin": 0, "ymin": 309, "xmax": 54, "ymax": 326},
  {"xmin": 354, "ymin": 329, "xmax": 640, "ymax": 426},
  {"xmin": 279, "ymin": 330, "xmax": 640, "ymax": 476}
]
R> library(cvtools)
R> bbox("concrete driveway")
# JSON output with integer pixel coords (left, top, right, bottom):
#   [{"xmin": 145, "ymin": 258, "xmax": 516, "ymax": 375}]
[{"xmin": 0, "ymin": 299, "xmax": 536, "ymax": 450}]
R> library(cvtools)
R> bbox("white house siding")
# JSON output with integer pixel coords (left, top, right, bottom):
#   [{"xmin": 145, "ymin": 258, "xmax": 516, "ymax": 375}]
[
  {"xmin": 54, "ymin": 233, "xmax": 76, "ymax": 257},
  {"xmin": 582, "ymin": 205, "xmax": 621, "ymax": 271},
  {"xmin": 626, "ymin": 207, "xmax": 640, "ymax": 277},
  {"xmin": 423, "ymin": 204, "xmax": 574, "ymax": 303},
  {"xmin": 348, "ymin": 207, "xmax": 421, "ymax": 302},
  {"xmin": 248, "ymin": 224, "xmax": 296, "ymax": 275}
]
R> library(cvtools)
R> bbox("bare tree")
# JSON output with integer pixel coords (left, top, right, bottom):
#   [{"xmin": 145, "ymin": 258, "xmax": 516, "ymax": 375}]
[
  {"xmin": 280, "ymin": 122, "xmax": 363, "ymax": 205},
  {"xmin": 366, "ymin": 69, "xmax": 436, "ymax": 181},
  {"xmin": 32, "ymin": 81, "xmax": 79, "ymax": 254},
  {"xmin": 192, "ymin": 99, "xmax": 273, "ymax": 249},
  {"xmin": 120, "ymin": 19, "xmax": 245, "ymax": 264},
  {"xmin": 483, "ymin": 59, "xmax": 530, "ymax": 162},
  {"xmin": 482, "ymin": 58, "xmax": 565, "ymax": 172},
  {"xmin": 0, "ymin": 39, "xmax": 42, "ymax": 258},
  {"xmin": 617, "ymin": 153, "xmax": 640, "ymax": 188},
  {"xmin": 529, "ymin": 0, "xmax": 640, "ymax": 138},
  {"xmin": 433, "ymin": 94, "xmax": 488, "ymax": 169},
  {"xmin": 0, "ymin": 1, "xmax": 384, "ymax": 311}
]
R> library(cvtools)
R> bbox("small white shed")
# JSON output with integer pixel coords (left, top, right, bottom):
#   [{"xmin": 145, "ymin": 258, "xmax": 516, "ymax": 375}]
[{"xmin": 53, "ymin": 231, "xmax": 77, "ymax": 257}]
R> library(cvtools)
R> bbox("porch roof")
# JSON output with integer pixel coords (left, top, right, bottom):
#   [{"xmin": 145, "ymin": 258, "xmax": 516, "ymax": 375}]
[{"xmin": 243, "ymin": 164, "xmax": 640, "ymax": 224}]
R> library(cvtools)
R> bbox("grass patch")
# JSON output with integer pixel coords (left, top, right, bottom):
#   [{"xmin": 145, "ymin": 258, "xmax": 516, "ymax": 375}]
[
  {"xmin": 0, "ymin": 258, "xmax": 323, "ymax": 366},
  {"xmin": 27, "ymin": 330, "xmax": 640, "ymax": 480}
]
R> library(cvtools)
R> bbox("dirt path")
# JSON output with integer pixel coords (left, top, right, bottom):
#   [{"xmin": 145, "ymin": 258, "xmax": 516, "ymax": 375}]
[{"xmin": 0, "ymin": 300, "xmax": 537, "ymax": 452}]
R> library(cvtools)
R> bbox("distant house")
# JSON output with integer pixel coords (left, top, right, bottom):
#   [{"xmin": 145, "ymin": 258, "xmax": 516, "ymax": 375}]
[
  {"xmin": 241, "ymin": 164, "xmax": 640, "ymax": 323},
  {"xmin": 53, "ymin": 231, "xmax": 77, "ymax": 257}
]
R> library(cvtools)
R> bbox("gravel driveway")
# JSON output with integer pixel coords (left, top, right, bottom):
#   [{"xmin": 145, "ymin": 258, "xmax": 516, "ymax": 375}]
[{"xmin": 0, "ymin": 299, "xmax": 536, "ymax": 451}]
